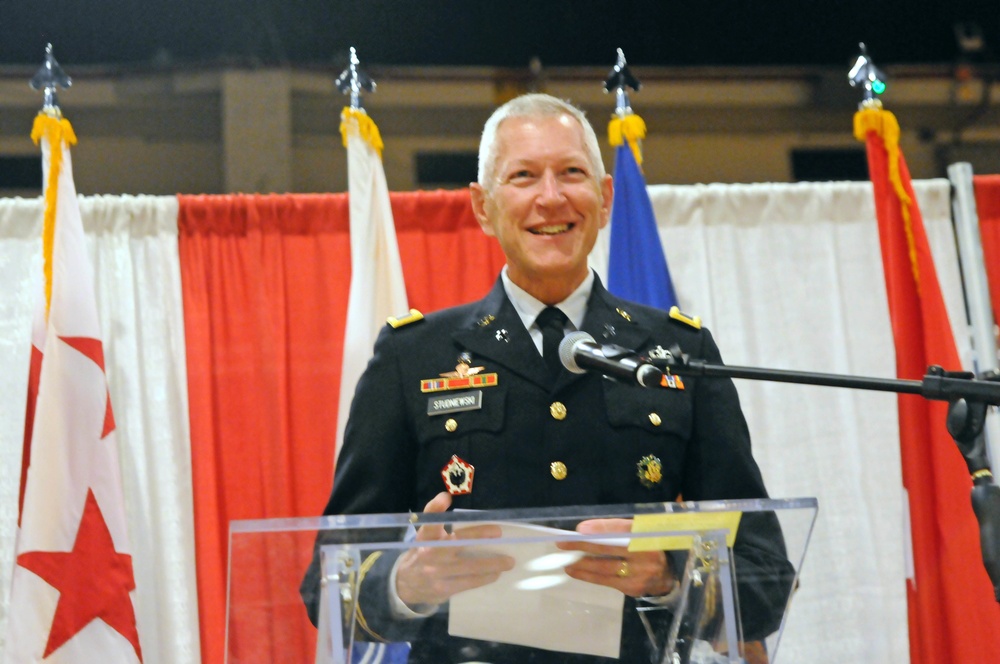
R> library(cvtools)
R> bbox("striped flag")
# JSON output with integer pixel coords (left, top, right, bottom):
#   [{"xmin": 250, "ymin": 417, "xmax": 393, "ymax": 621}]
[
  {"xmin": 606, "ymin": 114, "xmax": 678, "ymax": 310},
  {"xmin": 3, "ymin": 114, "xmax": 142, "ymax": 662},
  {"xmin": 856, "ymin": 104, "xmax": 1000, "ymax": 663}
]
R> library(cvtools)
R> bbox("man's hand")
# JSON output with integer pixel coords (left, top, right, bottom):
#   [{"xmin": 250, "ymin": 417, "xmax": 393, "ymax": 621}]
[
  {"xmin": 557, "ymin": 518, "xmax": 676, "ymax": 598},
  {"xmin": 395, "ymin": 492, "xmax": 515, "ymax": 608}
]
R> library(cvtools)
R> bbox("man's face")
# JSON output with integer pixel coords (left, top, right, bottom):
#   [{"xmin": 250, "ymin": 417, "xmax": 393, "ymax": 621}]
[{"xmin": 471, "ymin": 114, "xmax": 613, "ymax": 299}]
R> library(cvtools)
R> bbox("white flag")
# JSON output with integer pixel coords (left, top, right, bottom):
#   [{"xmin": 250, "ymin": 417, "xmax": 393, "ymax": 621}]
[
  {"xmin": 335, "ymin": 109, "xmax": 409, "ymax": 461},
  {"xmin": 3, "ymin": 115, "xmax": 142, "ymax": 663}
]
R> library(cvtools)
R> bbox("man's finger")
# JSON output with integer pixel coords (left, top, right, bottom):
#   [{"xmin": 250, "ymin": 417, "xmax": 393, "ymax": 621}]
[
  {"xmin": 576, "ymin": 517, "xmax": 633, "ymax": 534},
  {"xmin": 423, "ymin": 491, "xmax": 452, "ymax": 514},
  {"xmin": 414, "ymin": 492, "xmax": 452, "ymax": 542}
]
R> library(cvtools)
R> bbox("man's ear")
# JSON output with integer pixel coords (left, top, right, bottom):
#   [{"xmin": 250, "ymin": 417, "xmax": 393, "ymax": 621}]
[
  {"xmin": 469, "ymin": 183, "xmax": 496, "ymax": 237},
  {"xmin": 599, "ymin": 174, "xmax": 614, "ymax": 230}
]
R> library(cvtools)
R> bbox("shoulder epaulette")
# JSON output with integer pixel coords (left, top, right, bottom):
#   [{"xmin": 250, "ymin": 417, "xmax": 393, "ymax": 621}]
[
  {"xmin": 386, "ymin": 309, "xmax": 424, "ymax": 329},
  {"xmin": 669, "ymin": 306, "xmax": 701, "ymax": 330}
]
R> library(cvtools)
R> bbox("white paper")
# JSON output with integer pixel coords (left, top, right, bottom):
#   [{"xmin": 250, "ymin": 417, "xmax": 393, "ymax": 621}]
[{"xmin": 446, "ymin": 521, "xmax": 625, "ymax": 658}]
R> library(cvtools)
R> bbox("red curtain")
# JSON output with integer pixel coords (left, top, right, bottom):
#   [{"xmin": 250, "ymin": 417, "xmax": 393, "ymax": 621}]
[
  {"xmin": 178, "ymin": 191, "xmax": 505, "ymax": 664},
  {"xmin": 973, "ymin": 175, "xmax": 1000, "ymax": 325}
]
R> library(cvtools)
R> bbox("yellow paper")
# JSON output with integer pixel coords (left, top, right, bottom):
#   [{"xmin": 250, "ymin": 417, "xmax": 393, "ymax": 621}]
[{"xmin": 629, "ymin": 511, "xmax": 742, "ymax": 551}]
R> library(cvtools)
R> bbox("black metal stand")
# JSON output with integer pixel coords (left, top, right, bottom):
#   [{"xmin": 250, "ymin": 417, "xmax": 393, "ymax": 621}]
[{"xmin": 649, "ymin": 348, "xmax": 1000, "ymax": 602}]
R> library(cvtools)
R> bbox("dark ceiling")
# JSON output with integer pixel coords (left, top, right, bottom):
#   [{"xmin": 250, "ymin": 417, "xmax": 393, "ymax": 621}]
[{"xmin": 1, "ymin": 0, "xmax": 998, "ymax": 72}]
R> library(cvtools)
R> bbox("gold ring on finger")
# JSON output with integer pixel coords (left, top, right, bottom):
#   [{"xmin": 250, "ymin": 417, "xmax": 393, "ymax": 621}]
[{"xmin": 616, "ymin": 560, "xmax": 630, "ymax": 578}]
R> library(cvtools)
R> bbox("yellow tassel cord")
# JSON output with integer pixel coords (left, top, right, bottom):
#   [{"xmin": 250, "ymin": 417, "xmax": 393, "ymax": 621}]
[
  {"xmin": 854, "ymin": 107, "xmax": 920, "ymax": 286},
  {"xmin": 608, "ymin": 113, "xmax": 647, "ymax": 167},
  {"xmin": 31, "ymin": 114, "xmax": 77, "ymax": 320},
  {"xmin": 340, "ymin": 107, "xmax": 384, "ymax": 159}
]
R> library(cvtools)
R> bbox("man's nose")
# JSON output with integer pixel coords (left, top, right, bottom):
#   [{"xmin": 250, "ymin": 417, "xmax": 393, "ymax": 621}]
[{"xmin": 536, "ymin": 171, "xmax": 565, "ymax": 206}]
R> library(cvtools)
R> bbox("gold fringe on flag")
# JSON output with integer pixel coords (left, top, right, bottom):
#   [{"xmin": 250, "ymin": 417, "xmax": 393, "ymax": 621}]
[
  {"xmin": 608, "ymin": 113, "xmax": 647, "ymax": 166},
  {"xmin": 340, "ymin": 107, "xmax": 384, "ymax": 159},
  {"xmin": 31, "ymin": 113, "xmax": 77, "ymax": 319},
  {"xmin": 854, "ymin": 106, "xmax": 920, "ymax": 286}
]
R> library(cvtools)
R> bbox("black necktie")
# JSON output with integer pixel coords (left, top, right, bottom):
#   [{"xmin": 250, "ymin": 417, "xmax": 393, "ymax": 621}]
[{"xmin": 536, "ymin": 306, "xmax": 569, "ymax": 381}]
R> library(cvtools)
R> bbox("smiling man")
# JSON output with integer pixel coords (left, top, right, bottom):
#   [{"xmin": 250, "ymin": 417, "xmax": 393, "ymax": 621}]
[
  {"xmin": 303, "ymin": 94, "xmax": 792, "ymax": 663},
  {"xmin": 470, "ymin": 104, "xmax": 613, "ymax": 306}
]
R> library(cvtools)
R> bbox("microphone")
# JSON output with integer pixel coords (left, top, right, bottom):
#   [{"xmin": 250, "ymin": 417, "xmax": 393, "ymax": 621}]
[{"xmin": 558, "ymin": 331, "xmax": 664, "ymax": 388}]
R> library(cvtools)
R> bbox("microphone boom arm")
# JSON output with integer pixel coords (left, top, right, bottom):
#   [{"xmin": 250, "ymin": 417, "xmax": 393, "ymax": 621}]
[{"xmin": 652, "ymin": 347, "xmax": 1000, "ymax": 601}]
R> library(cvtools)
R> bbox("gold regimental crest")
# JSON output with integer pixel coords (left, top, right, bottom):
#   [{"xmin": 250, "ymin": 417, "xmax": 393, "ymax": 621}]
[{"xmin": 637, "ymin": 454, "xmax": 663, "ymax": 488}]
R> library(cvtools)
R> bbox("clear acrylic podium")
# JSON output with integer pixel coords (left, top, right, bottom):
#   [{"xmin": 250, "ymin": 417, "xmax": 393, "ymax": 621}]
[{"xmin": 227, "ymin": 498, "xmax": 816, "ymax": 664}]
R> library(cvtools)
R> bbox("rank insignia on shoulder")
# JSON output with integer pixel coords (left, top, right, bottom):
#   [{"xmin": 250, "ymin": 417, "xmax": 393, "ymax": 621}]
[
  {"xmin": 387, "ymin": 309, "xmax": 424, "ymax": 329},
  {"xmin": 659, "ymin": 373, "xmax": 685, "ymax": 390},
  {"xmin": 637, "ymin": 455, "xmax": 663, "ymax": 488},
  {"xmin": 668, "ymin": 306, "xmax": 701, "ymax": 330},
  {"xmin": 616, "ymin": 308, "xmax": 632, "ymax": 322},
  {"xmin": 442, "ymin": 454, "xmax": 474, "ymax": 495},
  {"xmin": 477, "ymin": 314, "xmax": 496, "ymax": 327}
]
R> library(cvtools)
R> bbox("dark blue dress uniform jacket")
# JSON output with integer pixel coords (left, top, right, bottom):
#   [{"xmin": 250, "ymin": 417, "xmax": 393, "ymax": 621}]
[{"xmin": 303, "ymin": 276, "xmax": 793, "ymax": 662}]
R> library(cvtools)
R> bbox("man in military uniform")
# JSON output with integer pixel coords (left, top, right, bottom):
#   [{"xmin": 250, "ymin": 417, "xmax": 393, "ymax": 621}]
[{"xmin": 303, "ymin": 93, "xmax": 791, "ymax": 662}]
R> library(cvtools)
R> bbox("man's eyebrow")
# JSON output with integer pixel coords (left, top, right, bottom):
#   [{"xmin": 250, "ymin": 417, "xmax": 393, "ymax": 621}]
[{"xmin": 503, "ymin": 155, "xmax": 589, "ymax": 170}]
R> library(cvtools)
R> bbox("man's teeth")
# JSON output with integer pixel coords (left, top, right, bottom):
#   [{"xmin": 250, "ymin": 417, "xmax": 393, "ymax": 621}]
[{"xmin": 529, "ymin": 224, "xmax": 571, "ymax": 235}]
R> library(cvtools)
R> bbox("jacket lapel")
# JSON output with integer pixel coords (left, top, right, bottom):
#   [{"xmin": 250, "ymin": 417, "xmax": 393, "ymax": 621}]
[
  {"xmin": 451, "ymin": 276, "xmax": 656, "ymax": 391},
  {"xmin": 582, "ymin": 282, "xmax": 653, "ymax": 354},
  {"xmin": 453, "ymin": 279, "xmax": 552, "ymax": 389},
  {"xmin": 555, "ymin": 277, "xmax": 654, "ymax": 390}
]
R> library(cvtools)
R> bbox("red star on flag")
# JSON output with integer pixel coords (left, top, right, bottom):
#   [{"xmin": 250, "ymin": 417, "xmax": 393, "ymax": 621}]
[{"xmin": 17, "ymin": 488, "xmax": 143, "ymax": 660}]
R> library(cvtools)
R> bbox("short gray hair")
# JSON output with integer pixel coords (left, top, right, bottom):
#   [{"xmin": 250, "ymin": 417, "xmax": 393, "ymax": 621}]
[{"xmin": 476, "ymin": 93, "xmax": 605, "ymax": 191}]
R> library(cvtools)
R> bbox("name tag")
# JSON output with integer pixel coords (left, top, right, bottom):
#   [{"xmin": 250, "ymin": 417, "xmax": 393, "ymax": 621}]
[{"xmin": 427, "ymin": 390, "xmax": 483, "ymax": 416}]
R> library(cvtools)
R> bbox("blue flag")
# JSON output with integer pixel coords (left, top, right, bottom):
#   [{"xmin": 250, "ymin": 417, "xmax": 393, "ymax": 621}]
[
  {"xmin": 351, "ymin": 642, "xmax": 410, "ymax": 663},
  {"xmin": 607, "ymin": 144, "xmax": 678, "ymax": 310}
]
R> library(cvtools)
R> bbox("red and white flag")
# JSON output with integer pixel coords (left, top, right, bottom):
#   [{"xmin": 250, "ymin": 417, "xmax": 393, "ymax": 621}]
[
  {"xmin": 3, "ymin": 114, "xmax": 142, "ymax": 663},
  {"xmin": 856, "ymin": 104, "xmax": 1000, "ymax": 663}
]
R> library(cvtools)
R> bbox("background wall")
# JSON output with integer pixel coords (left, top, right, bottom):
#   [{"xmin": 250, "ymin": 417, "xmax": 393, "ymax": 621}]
[{"xmin": 2, "ymin": 64, "xmax": 1000, "ymax": 196}]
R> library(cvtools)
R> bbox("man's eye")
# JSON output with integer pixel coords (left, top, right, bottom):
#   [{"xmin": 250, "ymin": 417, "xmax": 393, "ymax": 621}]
[
  {"xmin": 562, "ymin": 167, "xmax": 588, "ymax": 179},
  {"xmin": 507, "ymin": 170, "xmax": 535, "ymax": 182}
]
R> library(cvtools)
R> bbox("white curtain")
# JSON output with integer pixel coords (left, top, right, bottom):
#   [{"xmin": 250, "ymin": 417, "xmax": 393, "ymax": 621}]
[
  {"xmin": 0, "ymin": 195, "xmax": 200, "ymax": 664},
  {"xmin": 594, "ymin": 179, "xmax": 964, "ymax": 662},
  {"xmin": 0, "ymin": 182, "xmax": 973, "ymax": 663}
]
